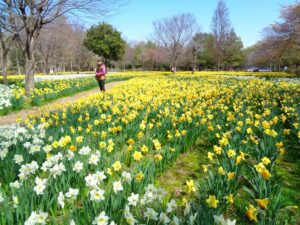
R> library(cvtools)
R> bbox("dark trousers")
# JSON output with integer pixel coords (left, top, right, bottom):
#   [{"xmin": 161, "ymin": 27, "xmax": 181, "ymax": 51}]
[{"xmin": 97, "ymin": 79, "xmax": 105, "ymax": 92}]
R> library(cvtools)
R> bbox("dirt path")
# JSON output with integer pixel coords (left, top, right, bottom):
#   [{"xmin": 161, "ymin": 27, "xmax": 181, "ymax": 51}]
[{"xmin": 0, "ymin": 81, "xmax": 124, "ymax": 126}]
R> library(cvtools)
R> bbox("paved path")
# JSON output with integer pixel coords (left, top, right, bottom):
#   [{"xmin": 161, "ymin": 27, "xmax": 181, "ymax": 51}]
[{"xmin": 0, "ymin": 81, "xmax": 123, "ymax": 125}]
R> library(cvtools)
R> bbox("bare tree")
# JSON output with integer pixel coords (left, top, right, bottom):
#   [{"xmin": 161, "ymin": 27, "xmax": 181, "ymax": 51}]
[
  {"xmin": 211, "ymin": 0, "xmax": 232, "ymax": 70},
  {"xmin": 0, "ymin": 0, "xmax": 127, "ymax": 95},
  {"xmin": 36, "ymin": 17, "xmax": 69, "ymax": 74},
  {"xmin": 0, "ymin": 31, "xmax": 14, "ymax": 85},
  {"xmin": 153, "ymin": 13, "xmax": 198, "ymax": 75}
]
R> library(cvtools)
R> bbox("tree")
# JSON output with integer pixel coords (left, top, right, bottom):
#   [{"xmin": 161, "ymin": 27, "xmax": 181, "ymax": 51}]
[
  {"xmin": 211, "ymin": 0, "xmax": 232, "ymax": 70},
  {"xmin": 246, "ymin": 2, "xmax": 300, "ymax": 73},
  {"xmin": 190, "ymin": 33, "xmax": 206, "ymax": 73},
  {"xmin": 153, "ymin": 13, "xmax": 198, "ymax": 75},
  {"xmin": 0, "ymin": 31, "xmax": 14, "ymax": 85},
  {"xmin": 223, "ymin": 29, "xmax": 244, "ymax": 68},
  {"xmin": 266, "ymin": 2, "xmax": 300, "ymax": 73},
  {"xmin": 36, "ymin": 17, "xmax": 70, "ymax": 74},
  {"xmin": 84, "ymin": 23, "xmax": 125, "ymax": 63},
  {"xmin": 0, "ymin": 0, "xmax": 127, "ymax": 95}
]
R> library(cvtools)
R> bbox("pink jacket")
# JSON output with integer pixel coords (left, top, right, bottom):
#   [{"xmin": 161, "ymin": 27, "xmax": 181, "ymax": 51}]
[{"xmin": 95, "ymin": 64, "xmax": 106, "ymax": 78}]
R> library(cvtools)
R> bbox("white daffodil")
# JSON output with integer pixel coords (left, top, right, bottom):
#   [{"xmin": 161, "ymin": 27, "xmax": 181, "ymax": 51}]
[
  {"xmin": 73, "ymin": 161, "xmax": 84, "ymax": 173},
  {"xmin": 0, "ymin": 192, "xmax": 4, "ymax": 203},
  {"xmin": 90, "ymin": 189, "xmax": 105, "ymax": 202},
  {"xmin": 144, "ymin": 208, "xmax": 158, "ymax": 221},
  {"xmin": 79, "ymin": 146, "xmax": 91, "ymax": 155},
  {"xmin": 13, "ymin": 154, "xmax": 24, "ymax": 165},
  {"xmin": 122, "ymin": 172, "xmax": 132, "ymax": 183},
  {"xmin": 58, "ymin": 192, "xmax": 65, "ymax": 209},
  {"xmin": 65, "ymin": 188, "xmax": 79, "ymax": 200},
  {"xmin": 159, "ymin": 212, "xmax": 171, "ymax": 224},
  {"xmin": 92, "ymin": 211, "xmax": 109, "ymax": 225},
  {"xmin": 166, "ymin": 199, "xmax": 177, "ymax": 213},
  {"xmin": 95, "ymin": 171, "xmax": 107, "ymax": 183},
  {"xmin": 85, "ymin": 174, "xmax": 98, "ymax": 188},
  {"xmin": 113, "ymin": 180, "xmax": 123, "ymax": 194},
  {"xmin": 213, "ymin": 214, "xmax": 236, "ymax": 225},
  {"xmin": 89, "ymin": 153, "xmax": 100, "ymax": 165},
  {"xmin": 127, "ymin": 193, "xmax": 139, "ymax": 207},
  {"xmin": 33, "ymin": 177, "xmax": 47, "ymax": 195},
  {"xmin": 9, "ymin": 180, "xmax": 21, "ymax": 189},
  {"xmin": 13, "ymin": 195, "xmax": 19, "ymax": 208}
]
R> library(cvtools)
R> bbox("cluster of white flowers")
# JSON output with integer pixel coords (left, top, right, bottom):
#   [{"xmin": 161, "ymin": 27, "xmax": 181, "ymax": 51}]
[
  {"xmin": 124, "ymin": 184, "xmax": 183, "ymax": 225},
  {"xmin": 85, "ymin": 171, "xmax": 107, "ymax": 188},
  {"xmin": 49, "ymin": 162, "xmax": 66, "ymax": 178},
  {"xmin": 0, "ymin": 124, "xmax": 45, "ymax": 161},
  {"xmin": 41, "ymin": 153, "xmax": 64, "ymax": 171},
  {"xmin": 34, "ymin": 74, "xmax": 93, "ymax": 82},
  {"xmin": 40, "ymin": 153, "xmax": 66, "ymax": 178},
  {"xmin": 79, "ymin": 146, "xmax": 92, "ymax": 155},
  {"xmin": 18, "ymin": 161, "xmax": 39, "ymax": 180},
  {"xmin": 0, "ymin": 84, "xmax": 12, "ymax": 110},
  {"xmin": 24, "ymin": 211, "xmax": 48, "ymax": 225},
  {"xmin": 273, "ymin": 77, "xmax": 300, "ymax": 84},
  {"xmin": 0, "ymin": 125, "xmax": 27, "ymax": 160},
  {"xmin": 140, "ymin": 184, "xmax": 167, "ymax": 205}
]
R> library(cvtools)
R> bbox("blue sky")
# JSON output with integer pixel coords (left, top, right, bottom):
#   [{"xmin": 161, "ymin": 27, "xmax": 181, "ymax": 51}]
[{"xmin": 96, "ymin": 0, "xmax": 296, "ymax": 48}]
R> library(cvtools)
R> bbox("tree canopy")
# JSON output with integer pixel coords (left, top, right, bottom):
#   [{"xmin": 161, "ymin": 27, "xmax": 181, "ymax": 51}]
[{"xmin": 84, "ymin": 23, "xmax": 125, "ymax": 62}]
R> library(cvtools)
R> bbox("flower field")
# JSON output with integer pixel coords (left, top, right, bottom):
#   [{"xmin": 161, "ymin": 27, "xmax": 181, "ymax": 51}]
[
  {"xmin": 0, "ymin": 74, "xmax": 132, "ymax": 115},
  {"xmin": 0, "ymin": 74, "xmax": 299, "ymax": 224}
]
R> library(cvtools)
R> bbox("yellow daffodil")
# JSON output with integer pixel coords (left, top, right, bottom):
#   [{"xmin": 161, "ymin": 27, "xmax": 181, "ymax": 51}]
[{"xmin": 206, "ymin": 195, "xmax": 219, "ymax": 208}]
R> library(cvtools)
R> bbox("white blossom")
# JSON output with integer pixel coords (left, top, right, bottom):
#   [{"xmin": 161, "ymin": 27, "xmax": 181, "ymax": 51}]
[
  {"xmin": 90, "ymin": 189, "xmax": 105, "ymax": 202},
  {"xmin": 92, "ymin": 211, "xmax": 109, "ymax": 225},
  {"xmin": 113, "ymin": 180, "xmax": 123, "ymax": 194},
  {"xmin": 144, "ymin": 208, "xmax": 158, "ymax": 221},
  {"xmin": 58, "ymin": 192, "xmax": 65, "ymax": 209},
  {"xmin": 33, "ymin": 177, "xmax": 47, "ymax": 195},
  {"xmin": 79, "ymin": 146, "xmax": 91, "ymax": 155},
  {"xmin": 159, "ymin": 213, "xmax": 171, "ymax": 224},
  {"xmin": 73, "ymin": 161, "xmax": 84, "ymax": 173},
  {"xmin": 121, "ymin": 172, "xmax": 132, "ymax": 183},
  {"xmin": 65, "ymin": 188, "xmax": 79, "ymax": 200},
  {"xmin": 13, "ymin": 154, "xmax": 24, "ymax": 165},
  {"xmin": 128, "ymin": 193, "xmax": 139, "ymax": 207},
  {"xmin": 166, "ymin": 199, "xmax": 177, "ymax": 213}
]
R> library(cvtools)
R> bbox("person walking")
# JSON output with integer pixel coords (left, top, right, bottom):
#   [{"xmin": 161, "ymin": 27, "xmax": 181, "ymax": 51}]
[{"xmin": 95, "ymin": 57, "xmax": 106, "ymax": 92}]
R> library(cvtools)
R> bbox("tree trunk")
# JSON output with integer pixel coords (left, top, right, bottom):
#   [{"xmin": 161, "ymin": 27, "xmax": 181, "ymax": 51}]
[
  {"xmin": 2, "ymin": 50, "xmax": 9, "ymax": 85},
  {"xmin": 192, "ymin": 52, "xmax": 197, "ymax": 74},
  {"xmin": 45, "ymin": 57, "xmax": 49, "ymax": 75},
  {"xmin": 15, "ymin": 49, "xmax": 21, "ymax": 75},
  {"xmin": 24, "ymin": 53, "xmax": 35, "ymax": 96}
]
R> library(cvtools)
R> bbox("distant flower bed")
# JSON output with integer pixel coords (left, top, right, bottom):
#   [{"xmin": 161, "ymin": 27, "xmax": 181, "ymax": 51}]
[{"xmin": 0, "ymin": 74, "xmax": 132, "ymax": 115}]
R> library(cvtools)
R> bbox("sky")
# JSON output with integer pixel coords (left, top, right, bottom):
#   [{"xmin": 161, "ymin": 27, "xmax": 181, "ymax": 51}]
[{"xmin": 94, "ymin": 0, "xmax": 296, "ymax": 48}]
